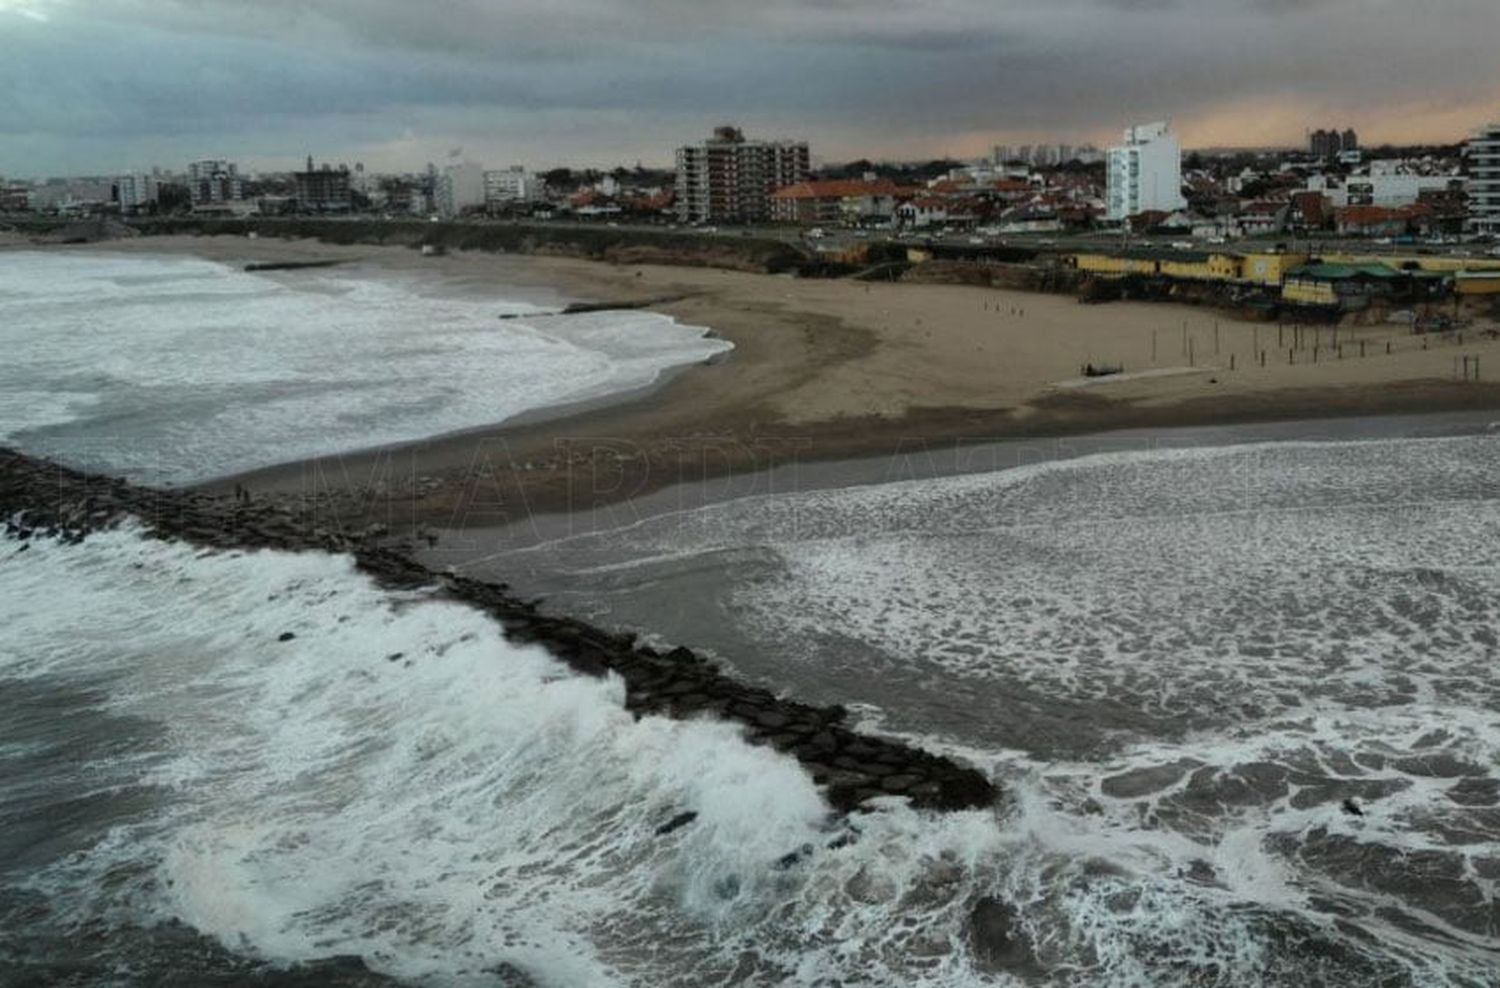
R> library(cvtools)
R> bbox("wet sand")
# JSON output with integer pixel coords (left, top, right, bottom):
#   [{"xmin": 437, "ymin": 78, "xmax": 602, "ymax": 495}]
[{"xmin": 45, "ymin": 235, "xmax": 1500, "ymax": 528}]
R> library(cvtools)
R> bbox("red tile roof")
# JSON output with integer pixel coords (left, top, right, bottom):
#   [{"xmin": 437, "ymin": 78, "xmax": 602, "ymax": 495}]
[
  {"xmin": 1334, "ymin": 203, "xmax": 1434, "ymax": 225},
  {"xmin": 770, "ymin": 178, "xmax": 901, "ymax": 200}
]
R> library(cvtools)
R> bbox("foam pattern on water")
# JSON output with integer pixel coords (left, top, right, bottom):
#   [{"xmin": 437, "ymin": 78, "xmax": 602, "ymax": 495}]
[
  {"xmin": 0, "ymin": 251, "xmax": 729, "ymax": 484},
  {"xmin": 7, "ymin": 527, "xmax": 1494, "ymax": 984},
  {"xmin": 480, "ymin": 434, "xmax": 1500, "ymax": 979}
]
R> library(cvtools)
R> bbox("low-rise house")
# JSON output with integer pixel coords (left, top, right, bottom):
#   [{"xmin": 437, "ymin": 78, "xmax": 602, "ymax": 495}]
[
  {"xmin": 896, "ymin": 196, "xmax": 949, "ymax": 228},
  {"xmin": 769, "ymin": 178, "xmax": 902, "ymax": 225},
  {"xmin": 1235, "ymin": 200, "xmax": 1289, "ymax": 236},
  {"xmin": 1288, "ymin": 191, "xmax": 1330, "ymax": 231},
  {"xmin": 1333, "ymin": 203, "xmax": 1435, "ymax": 237},
  {"xmin": 997, "ymin": 203, "xmax": 1062, "ymax": 233},
  {"xmin": 1282, "ymin": 261, "xmax": 1404, "ymax": 309}
]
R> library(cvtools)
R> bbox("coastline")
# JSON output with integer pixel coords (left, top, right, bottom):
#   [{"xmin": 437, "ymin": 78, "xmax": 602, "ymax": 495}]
[
  {"xmin": 0, "ymin": 445, "xmax": 995, "ymax": 813},
  {"xmin": 34, "ymin": 234, "xmax": 1500, "ymax": 530}
]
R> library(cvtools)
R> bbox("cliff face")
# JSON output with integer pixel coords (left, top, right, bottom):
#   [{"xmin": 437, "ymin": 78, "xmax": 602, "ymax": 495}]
[{"xmin": 125, "ymin": 217, "xmax": 811, "ymax": 274}]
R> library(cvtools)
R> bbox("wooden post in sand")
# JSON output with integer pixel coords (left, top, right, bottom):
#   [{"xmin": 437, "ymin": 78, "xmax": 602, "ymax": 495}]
[
  {"xmin": 1215, "ymin": 321, "xmax": 1221, "ymax": 354},
  {"xmin": 1230, "ymin": 353, "xmax": 1236, "ymax": 371},
  {"xmin": 1260, "ymin": 350, "xmax": 1266, "ymax": 367},
  {"xmin": 1189, "ymin": 337, "xmax": 1195, "ymax": 367}
]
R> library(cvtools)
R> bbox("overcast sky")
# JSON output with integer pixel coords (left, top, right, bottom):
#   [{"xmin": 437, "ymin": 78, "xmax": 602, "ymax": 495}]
[{"xmin": 3, "ymin": 0, "xmax": 1498, "ymax": 177}]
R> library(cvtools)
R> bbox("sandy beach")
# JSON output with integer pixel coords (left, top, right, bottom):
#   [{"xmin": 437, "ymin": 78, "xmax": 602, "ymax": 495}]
[{"xmin": 34, "ymin": 233, "xmax": 1500, "ymax": 526}]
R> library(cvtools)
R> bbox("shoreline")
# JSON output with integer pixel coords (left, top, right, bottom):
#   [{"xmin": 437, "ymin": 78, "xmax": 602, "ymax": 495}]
[
  {"xmin": 422, "ymin": 407, "xmax": 1500, "ymax": 558},
  {"xmin": 32, "ymin": 235, "xmax": 1500, "ymax": 530}
]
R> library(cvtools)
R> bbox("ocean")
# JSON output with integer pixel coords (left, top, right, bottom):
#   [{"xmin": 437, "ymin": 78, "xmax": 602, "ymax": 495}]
[
  {"xmin": 0, "ymin": 250, "xmax": 729, "ymax": 485},
  {"xmin": 3, "ymin": 250, "xmax": 1499, "ymax": 985},
  {"xmin": 445, "ymin": 424, "xmax": 1500, "ymax": 985}
]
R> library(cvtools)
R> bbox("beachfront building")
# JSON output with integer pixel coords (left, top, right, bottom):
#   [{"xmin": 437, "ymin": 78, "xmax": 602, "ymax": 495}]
[
  {"xmin": 1468, "ymin": 118, "xmax": 1500, "ymax": 237},
  {"xmin": 1106, "ymin": 122, "xmax": 1186, "ymax": 222},
  {"xmin": 674, "ymin": 126, "xmax": 810, "ymax": 225},
  {"xmin": 436, "ymin": 161, "xmax": 486, "ymax": 218},
  {"xmin": 114, "ymin": 174, "xmax": 158, "ymax": 212},
  {"xmin": 186, "ymin": 159, "xmax": 241, "ymax": 206},
  {"xmin": 769, "ymin": 178, "xmax": 901, "ymax": 226},
  {"xmin": 483, "ymin": 166, "xmax": 541, "ymax": 206},
  {"xmin": 293, "ymin": 157, "xmax": 352, "ymax": 213}
]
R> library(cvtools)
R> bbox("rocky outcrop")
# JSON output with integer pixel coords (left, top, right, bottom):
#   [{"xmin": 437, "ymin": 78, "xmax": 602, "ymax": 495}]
[{"xmin": 1, "ymin": 448, "xmax": 997, "ymax": 814}]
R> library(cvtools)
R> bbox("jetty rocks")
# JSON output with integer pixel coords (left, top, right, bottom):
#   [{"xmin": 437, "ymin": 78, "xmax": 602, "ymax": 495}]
[{"xmin": 0, "ymin": 447, "xmax": 996, "ymax": 814}]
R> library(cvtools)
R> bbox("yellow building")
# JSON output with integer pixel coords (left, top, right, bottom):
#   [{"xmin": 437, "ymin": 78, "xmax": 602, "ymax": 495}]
[
  {"xmin": 1281, "ymin": 276, "xmax": 1339, "ymax": 306},
  {"xmin": 1072, "ymin": 251, "xmax": 1164, "ymax": 277},
  {"xmin": 1072, "ymin": 249, "xmax": 1303, "ymax": 285},
  {"xmin": 1238, "ymin": 251, "xmax": 1311, "ymax": 286},
  {"xmin": 1323, "ymin": 252, "xmax": 1500, "ymax": 275},
  {"xmin": 1455, "ymin": 271, "xmax": 1500, "ymax": 295}
]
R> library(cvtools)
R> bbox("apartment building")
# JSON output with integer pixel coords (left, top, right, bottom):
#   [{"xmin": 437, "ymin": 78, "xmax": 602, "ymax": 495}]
[
  {"xmin": 186, "ymin": 159, "xmax": 241, "ymax": 205},
  {"xmin": 293, "ymin": 157, "xmax": 352, "ymax": 213},
  {"xmin": 483, "ymin": 166, "xmax": 540, "ymax": 206},
  {"xmin": 1106, "ymin": 122, "xmax": 1186, "ymax": 221},
  {"xmin": 1468, "ymin": 119, "xmax": 1500, "ymax": 236},
  {"xmin": 435, "ymin": 161, "xmax": 485, "ymax": 217},
  {"xmin": 115, "ymin": 173, "xmax": 158, "ymax": 212},
  {"xmin": 674, "ymin": 126, "xmax": 810, "ymax": 224}
]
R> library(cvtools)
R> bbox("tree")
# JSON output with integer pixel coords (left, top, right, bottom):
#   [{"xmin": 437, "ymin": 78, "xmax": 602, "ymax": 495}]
[{"xmin": 155, "ymin": 183, "xmax": 191, "ymax": 214}]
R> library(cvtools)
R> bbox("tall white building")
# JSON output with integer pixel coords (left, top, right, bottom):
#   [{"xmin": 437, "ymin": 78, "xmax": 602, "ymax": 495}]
[
  {"xmin": 483, "ymin": 166, "xmax": 540, "ymax": 205},
  {"xmin": 1468, "ymin": 119, "xmax": 1500, "ymax": 236},
  {"xmin": 1106, "ymin": 121, "xmax": 1186, "ymax": 221},
  {"xmin": 436, "ymin": 161, "xmax": 486, "ymax": 217},
  {"xmin": 115, "ymin": 174, "xmax": 158, "ymax": 211},
  {"xmin": 186, "ymin": 159, "xmax": 241, "ymax": 205}
]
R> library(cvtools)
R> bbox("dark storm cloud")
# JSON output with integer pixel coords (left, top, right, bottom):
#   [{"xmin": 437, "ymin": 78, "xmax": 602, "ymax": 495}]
[{"xmin": 2, "ymin": 0, "xmax": 1497, "ymax": 175}]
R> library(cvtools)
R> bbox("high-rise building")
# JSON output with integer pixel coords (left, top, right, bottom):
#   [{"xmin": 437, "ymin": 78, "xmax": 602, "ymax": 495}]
[
  {"xmin": 186, "ymin": 159, "xmax": 241, "ymax": 205},
  {"xmin": 436, "ymin": 161, "xmax": 486, "ymax": 217},
  {"xmin": 293, "ymin": 156, "xmax": 352, "ymax": 213},
  {"xmin": 1467, "ymin": 119, "xmax": 1500, "ymax": 236},
  {"xmin": 1106, "ymin": 121, "xmax": 1186, "ymax": 221},
  {"xmin": 483, "ymin": 166, "xmax": 540, "ymax": 205},
  {"xmin": 115, "ymin": 174, "xmax": 158, "ymax": 212},
  {"xmin": 1310, "ymin": 128, "xmax": 1359, "ymax": 159},
  {"xmin": 675, "ymin": 126, "xmax": 809, "ymax": 224}
]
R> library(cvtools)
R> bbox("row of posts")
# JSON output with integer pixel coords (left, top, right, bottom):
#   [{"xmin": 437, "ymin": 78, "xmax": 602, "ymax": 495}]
[{"xmin": 1145, "ymin": 319, "xmax": 1479, "ymax": 375}]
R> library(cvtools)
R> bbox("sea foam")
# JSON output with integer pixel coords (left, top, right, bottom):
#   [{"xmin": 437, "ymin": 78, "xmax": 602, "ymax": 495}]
[{"xmin": 0, "ymin": 251, "xmax": 730, "ymax": 484}]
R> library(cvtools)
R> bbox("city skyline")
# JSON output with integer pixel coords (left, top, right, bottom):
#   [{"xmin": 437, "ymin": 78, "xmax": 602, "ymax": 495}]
[{"xmin": 4, "ymin": 0, "xmax": 1500, "ymax": 177}]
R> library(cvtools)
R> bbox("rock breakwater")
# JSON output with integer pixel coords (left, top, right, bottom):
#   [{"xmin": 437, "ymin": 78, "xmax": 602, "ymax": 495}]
[{"xmin": 1, "ymin": 447, "xmax": 996, "ymax": 814}]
